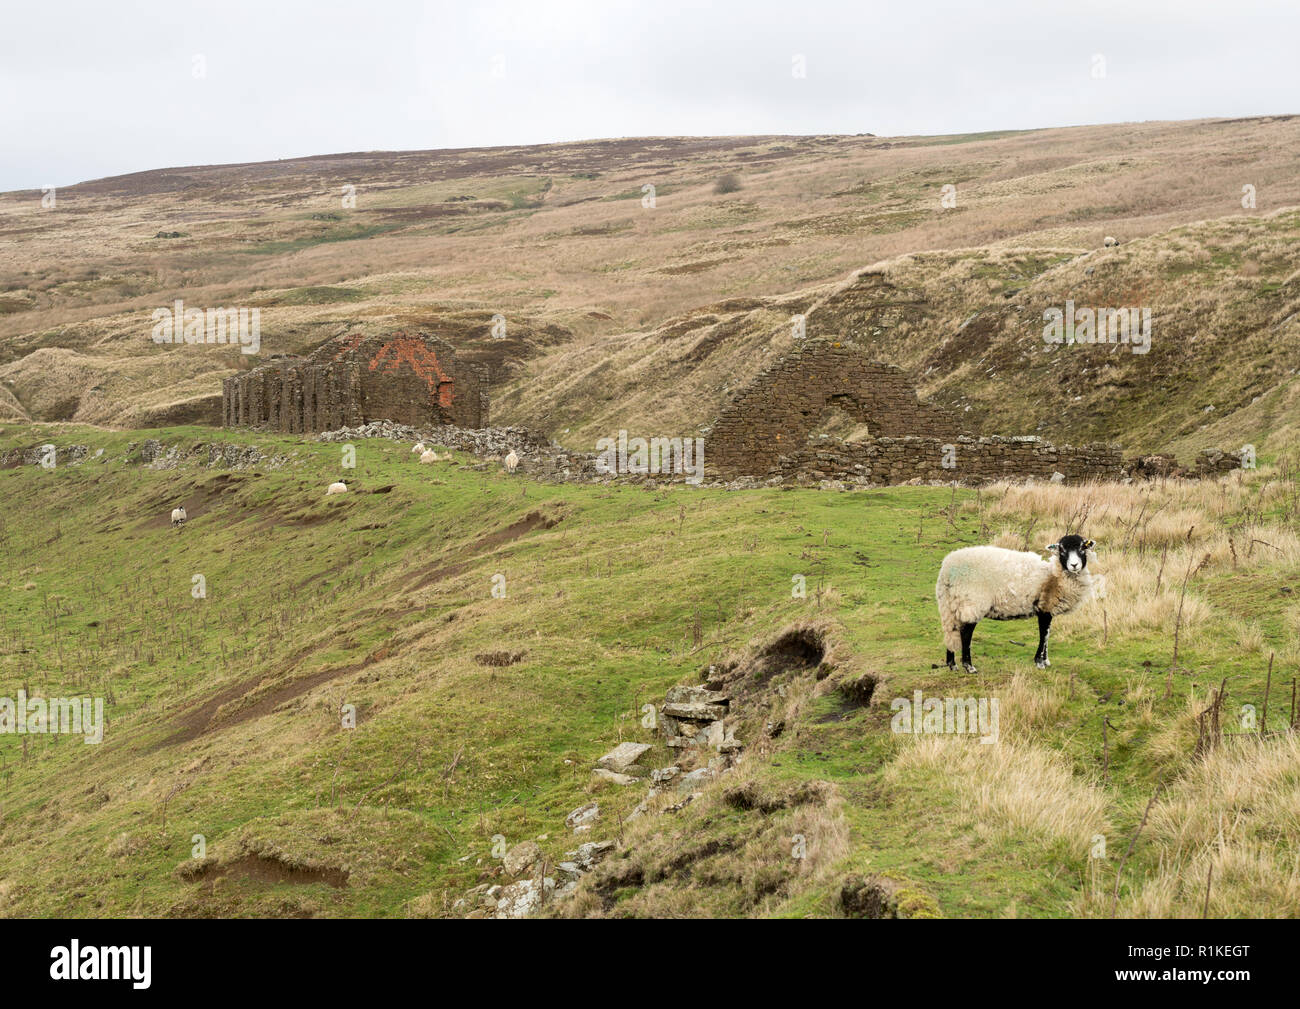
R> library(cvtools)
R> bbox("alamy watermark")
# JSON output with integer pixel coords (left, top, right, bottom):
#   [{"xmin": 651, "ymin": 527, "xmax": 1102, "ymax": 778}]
[
  {"xmin": 50, "ymin": 940, "xmax": 150, "ymax": 989},
  {"xmin": 151, "ymin": 299, "xmax": 260, "ymax": 354},
  {"xmin": 0, "ymin": 690, "xmax": 104, "ymax": 743},
  {"xmin": 595, "ymin": 430, "xmax": 705, "ymax": 485},
  {"xmin": 891, "ymin": 689, "xmax": 999, "ymax": 744},
  {"xmin": 1043, "ymin": 300, "xmax": 1150, "ymax": 355}
]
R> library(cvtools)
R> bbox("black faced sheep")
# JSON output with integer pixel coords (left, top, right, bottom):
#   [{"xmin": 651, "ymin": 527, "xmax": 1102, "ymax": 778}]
[
  {"xmin": 170, "ymin": 506, "xmax": 187, "ymax": 529},
  {"xmin": 936, "ymin": 534, "xmax": 1095, "ymax": 673}
]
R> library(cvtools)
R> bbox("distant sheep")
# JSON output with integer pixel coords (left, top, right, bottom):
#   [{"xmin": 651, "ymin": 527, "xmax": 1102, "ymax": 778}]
[
  {"xmin": 170, "ymin": 506, "xmax": 187, "ymax": 529},
  {"xmin": 1103, "ymin": 236, "xmax": 1119, "ymax": 248},
  {"xmin": 504, "ymin": 450, "xmax": 519, "ymax": 473},
  {"xmin": 936, "ymin": 534, "xmax": 1095, "ymax": 673},
  {"xmin": 412, "ymin": 442, "xmax": 425, "ymax": 454},
  {"xmin": 327, "ymin": 481, "xmax": 348, "ymax": 495},
  {"xmin": 419, "ymin": 449, "xmax": 439, "ymax": 464}
]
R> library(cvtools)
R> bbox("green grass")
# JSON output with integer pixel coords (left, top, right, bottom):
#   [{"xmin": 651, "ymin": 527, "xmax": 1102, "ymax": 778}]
[
  {"xmin": 242, "ymin": 223, "xmax": 402, "ymax": 256},
  {"xmin": 0, "ymin": 425, "xmax": 1296, "ymax": 916}
]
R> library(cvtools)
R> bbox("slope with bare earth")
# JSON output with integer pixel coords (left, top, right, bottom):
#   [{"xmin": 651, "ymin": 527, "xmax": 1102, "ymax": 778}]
[{"xmin": 3, "ymin": 425, "xmax": 1299, "ymax": 918}]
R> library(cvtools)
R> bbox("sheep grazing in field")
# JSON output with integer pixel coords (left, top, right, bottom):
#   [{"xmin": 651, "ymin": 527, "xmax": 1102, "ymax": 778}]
[
  {"xmin": 504, "ymin": 450, "xmax": 519, "ymax": 473},
  {"xmin": 411, "ymin": 442, "xmax": 425, "ymax": 455},
  {"xmin": 170, "ymin": 506, "xmax": 187, "ymax": 529},
  {"xmin": 1103, "ymin": 236, "xmax": 1119, "ymax": 248},
  {"xmin": 326, "ymin": 481, "xmax": 348, "ymax": 495},
  {"xmin": 419, "ymin": 449, "xmax": 439, "ymax": 464},
  {"xmin": 936, "ymin": 534, "xmax": 1095, "ymax": 674}
]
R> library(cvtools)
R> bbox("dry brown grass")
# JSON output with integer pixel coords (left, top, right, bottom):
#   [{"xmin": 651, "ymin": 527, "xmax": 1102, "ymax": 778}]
[
  {"xmin": 5, "ymin": 116, "xmax": 1300, "ymax": 449},
  {"xmin": 975, "ymin": 472, "xmax": 1298, "ymax": 644},
  {"xmin": 884, "ymin": 732, "xmax": 1109, "ymax": 858},
  {"xmin": 1096, "ymin": 734, "xmax": 1300, "ymax": 917}
]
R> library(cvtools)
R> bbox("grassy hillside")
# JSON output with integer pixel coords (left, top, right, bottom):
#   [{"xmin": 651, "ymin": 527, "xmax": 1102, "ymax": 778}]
[{"xmin": 2, "ymin": 424, "xmax": 1298, "ymax": 917}]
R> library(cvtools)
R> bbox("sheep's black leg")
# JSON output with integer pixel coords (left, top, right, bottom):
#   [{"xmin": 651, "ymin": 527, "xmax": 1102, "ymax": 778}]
[
  {"xmin": 945, "ymin": 649, "xmax": 956, "ymax": 670},
  {"xmin": 960, "ymin": 623, "xmax": 977, "ymax": 674},
  {"xmin": 1035, "ymin": 612, "xmax": 1052, "ymax": 669}
]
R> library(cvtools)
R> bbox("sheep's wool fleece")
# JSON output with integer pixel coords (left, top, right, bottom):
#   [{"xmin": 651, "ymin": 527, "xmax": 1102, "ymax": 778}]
[{"xmin": 936, "ymin": 545, "xmax": 1092, "ymax": 626}]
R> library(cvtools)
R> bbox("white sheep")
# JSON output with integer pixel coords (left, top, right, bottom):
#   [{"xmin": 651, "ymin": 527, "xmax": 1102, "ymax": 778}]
[
  {"xmin": 327, "ymin": 481, "xmax": 348, "ymax": 495},
  {"xmin": 504, "ymin": 450, "xmax": 519, "ymax": 473},
  {"xmin": 411, "ymin": 442, "xmax": 425, "ymax": 454},
  {"xmin": 1103, "ymin": 236, "xmax": 1119, "ymax": 248},
  {"xmin": 419, "ymin": 449, "xmax": 439, "ymax": 464},
  {"xmin": 170, "ymin": 506, "xmax": 187, "ymax": 529},
  {"xmin": 936, "ymin": 534, "xmax": 1095, "ymax": 673}
]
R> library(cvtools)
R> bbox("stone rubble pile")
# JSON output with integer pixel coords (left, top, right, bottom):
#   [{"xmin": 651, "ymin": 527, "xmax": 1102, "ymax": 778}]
[
  {"xmin": 317, "ymin": 421, "xmax": 601, "ymax": 480},
  {"xmin": 0, "ymin": 444, "xmax": 93, "ymax": 467},
  {"xmin": 0, "ymin": 440, "xmax": 286, "ymax": 471},
  {"xmin": 455, "ymin": 679, "xmax": 748, "ymax": 918},
  {"xmin": 133, "ymin": 439, "xmax": 288, "ymax": 471},
  {"xmin": 457, "ymin": 827, "xmax": 617, "ymax": 918}
]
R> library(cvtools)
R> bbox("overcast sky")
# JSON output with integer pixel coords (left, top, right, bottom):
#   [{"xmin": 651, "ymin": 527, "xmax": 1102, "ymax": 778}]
[{"xmin": 3, "ymin": 0, "xmax": 1298, "ymax": 192}]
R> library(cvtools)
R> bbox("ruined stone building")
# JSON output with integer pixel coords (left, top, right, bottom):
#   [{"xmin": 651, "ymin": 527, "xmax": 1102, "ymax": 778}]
[
  {"xmin": 708, "ymin": 340, "xmax": 964, "ymax": 475},
  {"xmin": 222, "ymin": 330, "xmax": 488, "ymax": 432},
  {"xmin": 707, "ymin": 340, "xmax": 1128, "ymax": 484}
]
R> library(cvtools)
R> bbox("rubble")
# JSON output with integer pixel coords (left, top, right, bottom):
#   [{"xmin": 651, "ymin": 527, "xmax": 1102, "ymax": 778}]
[{"xmin": 595, "ymin": 741, "xmax": 651, "ymax": 773}]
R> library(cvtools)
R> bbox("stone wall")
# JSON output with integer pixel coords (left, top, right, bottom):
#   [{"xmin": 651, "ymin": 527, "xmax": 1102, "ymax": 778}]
[
  {"xmin": 707, "ymin": 340, "xmax": 965, "ymax": 478},
  {"xmin": 223, "ymin": 330, "xmax": 488, "ymax": 433},
  {"xmin": 778, "ymin": 435, "xmax": 1126, "ymax": 485}
]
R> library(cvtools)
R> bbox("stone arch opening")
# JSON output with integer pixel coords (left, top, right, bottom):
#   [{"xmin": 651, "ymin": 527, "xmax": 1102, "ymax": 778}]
[
  {"xmin": 805, "ymin": 394, "xmax": 876, "ymax": 444},
  {"xmin": 708, "ymin": 340, "xmax": 964, "ymax": 478}
]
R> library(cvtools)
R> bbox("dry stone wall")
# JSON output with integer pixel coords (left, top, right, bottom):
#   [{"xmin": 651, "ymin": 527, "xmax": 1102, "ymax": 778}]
[
  {"xmin": 780, "ymin": 435, "xmax": 1126, "ymax": 485},
  {"xmin": 223, "ymin": 330, "xmax": 488, "ymax": 433}
]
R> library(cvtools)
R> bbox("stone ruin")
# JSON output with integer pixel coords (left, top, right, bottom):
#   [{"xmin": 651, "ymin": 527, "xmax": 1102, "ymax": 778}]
[
  {"xmin": 708, "ymin": 340, "xmax": 963, "ymax": 477},
  {"xmin": 706, "ymin": 340, "xmax": 1242, "ymax": 485},
  {"xmin": 222, "ymin": 329, "xmax": 488, "ymax": 433}
]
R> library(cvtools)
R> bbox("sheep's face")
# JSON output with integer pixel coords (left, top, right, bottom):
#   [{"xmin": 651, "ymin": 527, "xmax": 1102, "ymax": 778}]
[{"xmin": 1046, "ymin": 534, "xmax": 1093, "ymax": 575}]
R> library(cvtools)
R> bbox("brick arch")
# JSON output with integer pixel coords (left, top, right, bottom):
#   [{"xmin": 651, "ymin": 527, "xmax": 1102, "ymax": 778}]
[{"xmin": 707, "ymin": 340, "xmax": 964, "ymax": 478}]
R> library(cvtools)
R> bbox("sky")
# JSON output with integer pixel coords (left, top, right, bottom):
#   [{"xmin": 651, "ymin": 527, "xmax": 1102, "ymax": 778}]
[{"xmin": 3, "ymin": 0, "xmax": 1299, "ymax": 192}]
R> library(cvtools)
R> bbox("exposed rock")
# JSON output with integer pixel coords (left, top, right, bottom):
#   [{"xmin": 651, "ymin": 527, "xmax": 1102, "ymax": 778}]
[
  {"xmin": 566, "ymin": 840, "xmax": 615, "ymax": 871},
  {"xmin": 494, "ymin": 877, "xmax": 556, "ymax": 918},
  {"xmin": 662, "ymin": 701, "xmax": 728, "ymax": 721},
  {"xmin": 564, "ymin": 802, "xmax": 599, "ymax": 832},
  {"xmin": 664, "ymin": 686, "xmax": 729, "ymax": 706},
  {"xmin": 596, "ymin": 741, "xmax": 651, "ymax": 772},
  {"xmin": 678, "ymin": 767, "xmax": 718, "ymax": 791},
  {"xmin": 591, "ymin": 768, "xmax": 637, "ymax": 786},
  {"xmin": 502, "ymin": 840, "xmax": 542, "ymax": 877}
]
